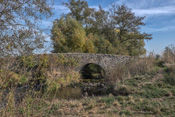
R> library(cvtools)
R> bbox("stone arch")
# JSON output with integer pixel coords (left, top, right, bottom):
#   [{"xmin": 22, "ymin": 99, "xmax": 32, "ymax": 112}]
[
  {"xmin": 79, "ymin": 63, "xmax": 106, "ymax": 80},
  {"xmin": 54, "ymin": 53, "xmax": 132, "ymax": 83}
]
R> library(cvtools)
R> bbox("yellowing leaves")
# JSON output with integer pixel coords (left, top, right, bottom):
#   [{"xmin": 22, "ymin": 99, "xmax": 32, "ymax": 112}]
[
  {"xmin": 83, "ymin": 39, "xmax": 95, "ymax": 53},
  {"xmin": 51, "ymin": 16, "xmax": 93, "ymax": 53}
]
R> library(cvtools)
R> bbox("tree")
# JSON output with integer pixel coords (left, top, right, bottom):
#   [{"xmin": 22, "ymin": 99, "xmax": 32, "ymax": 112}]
[
  {"xmin": 83, "ymin": 39, "xmax": 95, "ymax": 53},
  {"xmin": 109, "ymin": 4, "xmax": 152, "ymax": 43},
  {"xmin": 164, "ymin": 44, "xmax": 175, "ymax": 61},
  {"xmin": 0, "ymin": 0, "xmax": 53, "ymax": 56},
  {"xmin": 51, "ymin": 16, "xmax": 86, "ymax": 53},
  {"xmin": 56, "ymin": 0, "xmax": 152, "ymax": 56},
  {"xmin": 83, "ymin": 34, "xmax": 95, "ymax": 53},
  {"xmin": 94, "ymin": 35, "xmax": 116, "ymax": 54},
  {"xmin": 108, "ymin": 4, "xmax": 152, "ymax": 55},
  {"xmin": 63, "ymin": 0, "xmax": 93, "ymax": 24},
  {"xmin": 88, "ymin": 5, "xmax": 109, "ymax": 35}
]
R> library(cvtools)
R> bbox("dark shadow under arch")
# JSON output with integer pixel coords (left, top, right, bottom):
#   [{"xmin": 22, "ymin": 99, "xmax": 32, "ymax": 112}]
[{"xmin": 80, "ymin": 63, "xmax": 105, "ymax": 80}]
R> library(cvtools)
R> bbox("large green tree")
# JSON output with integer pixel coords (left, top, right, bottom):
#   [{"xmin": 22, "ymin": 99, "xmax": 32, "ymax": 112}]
[
  {"xmin": 51, "ymin": 16, "xmax": 88, "ymax": 53},
  {"xmin": 107, "ymin": 4, "xmax": 152, "ymax": 55},
  {"xmin": 52, "ymin": 0, "xmax": 152, "ymax": 56},
  {"xmin": 110, "ymin": 4, "xmax": 152, "ymax": 42},
  {"xmin": 88, "ymin": 5, "xmax": 109, "ymax": 35},
  {"xmin": 63, "ymin": 0, "xmax": 93, "ymax": 24}
]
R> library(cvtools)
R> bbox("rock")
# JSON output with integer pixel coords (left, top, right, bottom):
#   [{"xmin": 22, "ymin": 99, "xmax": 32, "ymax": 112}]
[{"xmin": 84, "ymin": 92, "xmax": 88, "ymax": 97}]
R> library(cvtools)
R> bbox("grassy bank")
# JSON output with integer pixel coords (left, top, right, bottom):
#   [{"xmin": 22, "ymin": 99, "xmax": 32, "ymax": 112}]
[
  {"xmin": 1, "ymin": 70, "xmax": 175, "ymax": 116},
  {"xmin": 1, "ymin": 50, "xmax": 175, "ymax": 116}
]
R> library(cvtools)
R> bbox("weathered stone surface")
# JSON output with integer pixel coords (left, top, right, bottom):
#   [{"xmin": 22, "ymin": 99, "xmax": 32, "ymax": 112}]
[
  {"xmin": 50, "ymin": 53, "xmax": 132, "ymax": 82},
  {"xmin": 0, "ymin": 53, "xmax": 132, "ymax": 84}
]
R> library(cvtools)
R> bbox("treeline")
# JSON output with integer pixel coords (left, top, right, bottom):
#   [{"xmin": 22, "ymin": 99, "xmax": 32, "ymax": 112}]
[
  {"xmin": 0, "ymin": 0, "xmax": 152, "ymax": 57},
  {"xmin": 51, "ymin": 0, "xmax": 152, "ymax": 56}
]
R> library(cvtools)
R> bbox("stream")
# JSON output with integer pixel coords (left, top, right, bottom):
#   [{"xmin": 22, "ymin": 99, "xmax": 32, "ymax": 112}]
[
  {"xmin": 47, "ymin": 82, "xmax": 110, "ymax": 100},
  {"xmin": 0, "ymin": 80, "xmax": 114, "ymax": 109}
]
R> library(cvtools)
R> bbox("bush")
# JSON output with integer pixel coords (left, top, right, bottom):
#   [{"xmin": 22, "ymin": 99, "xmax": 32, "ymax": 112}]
[
  {"xmin": 46, "ymin": 71, "xmax": 80, "ymax": 93},
  {"xmin": 163, "ymin": 64, "xmax": 175, "ymax": 85},
  {"xmin": 0, "ymin": 70, "xmax": 20, "ymax": 88},
  {"xmin": 128, "ymin": 58, "xmax": 155, "ymax": 76},
  {"xmin": 114, "ymin": 85, "xmax": 134, "ymax": 96},
  {"xmin": 110, "ymin": 57, "xmax": 156, "ymax": 82},
  {"xmin": 0, "ymin": 54, "xmax": 80, "ymax": 90},
  {"xmin": 164, "ymin": 73, "xmax": 175, "ymax": 86},
  {"xmin": 162, "ymin": 44, "xmax": 175, "ymax": 64}
]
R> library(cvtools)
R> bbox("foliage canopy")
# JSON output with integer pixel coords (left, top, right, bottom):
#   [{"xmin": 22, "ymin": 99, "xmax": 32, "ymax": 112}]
[{"xmin": 51, "ymin": 0, "xmax": 152, "ymax": 56}]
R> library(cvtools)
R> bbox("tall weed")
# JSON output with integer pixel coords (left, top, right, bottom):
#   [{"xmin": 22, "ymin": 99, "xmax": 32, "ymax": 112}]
[{"xmin": 111, "ymin": 57, "xmax": 156, "ymax": 82}]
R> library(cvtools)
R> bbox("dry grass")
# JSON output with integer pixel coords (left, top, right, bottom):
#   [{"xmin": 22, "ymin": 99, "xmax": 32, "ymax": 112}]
[
  {"xmin": 1, "ymin": 49, "xmax": 175, "ymax": 116},
  {"xmin": 162, "ymin": 44, "xmax": 175, "ymax": 64},
  {"xmin": 110, "ymin": 57, "xmax": 156, "ymax": 83},
  {"xmin": 0, "ymin": 93, "xmax": 126, "ymax": 117},
  {"xmin": 0, "ymin": 54, "xmax": 81, "ymax": 116}
]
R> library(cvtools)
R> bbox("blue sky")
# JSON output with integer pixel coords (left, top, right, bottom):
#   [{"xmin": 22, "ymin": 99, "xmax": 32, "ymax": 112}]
[{"xmin": 41, "ymin": 0, "xmax": 175, "ymax": 55}]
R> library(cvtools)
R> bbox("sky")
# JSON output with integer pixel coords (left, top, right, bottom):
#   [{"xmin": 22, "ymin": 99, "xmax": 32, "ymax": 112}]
[{"xmin": 41, "ymin": 0, "xmax": 175, "ymax": 55}]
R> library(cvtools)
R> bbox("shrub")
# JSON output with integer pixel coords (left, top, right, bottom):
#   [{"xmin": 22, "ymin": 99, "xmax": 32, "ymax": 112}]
[
  {"xmin": 128, "ymin": 58, "xmax": 155, "ymax": 76},
  {"xmin": 44, "ymin": 54, "xmax": 80, "ymax": 93},
  {"xmin": 0, "ymin": 70, "xmax": 20, "ymax": 88},
  {"xmin": 46, "ymin": 71, "xmax": 80, "ymax": 93},
  {"xmin": 110, "ymin": 57, "xmax": 156, "ymax": 83},
  {"xmin": 163, "ymin": 64, "xmax": 175, "ymax": 85},
  {"xmin": 114, "ymin": 85, "xmax": 134, "ymax": 96},
  {"xmin": 164, "ymin": 73, "xmax": 175, "ymax": 86},
  {"xmin": 0, "ymin": 54, "xmax": 80, "ymax": 90},
  {"xmin": 162, "ymin": 44, "xmax": 175, "ymax": 64},
  {"xmin": 19, "ymin": 55, "xmax": 37, "ymax": 70}
]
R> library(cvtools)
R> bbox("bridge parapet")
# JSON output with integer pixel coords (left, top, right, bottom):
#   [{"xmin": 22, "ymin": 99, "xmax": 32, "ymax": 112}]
[{"xmin": 49, "ymin": 53, "xmax": 133, "ymax": 83}]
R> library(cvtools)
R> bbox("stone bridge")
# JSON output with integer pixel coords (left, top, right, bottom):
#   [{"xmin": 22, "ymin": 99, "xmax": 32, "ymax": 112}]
[{"xmin": 54, "ymin": 53, "xmax": 132, "ymax": 82}]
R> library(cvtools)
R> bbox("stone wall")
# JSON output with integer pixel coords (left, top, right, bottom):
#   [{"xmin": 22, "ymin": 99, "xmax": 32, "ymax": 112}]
[
  {"xmin": 50, "ymin": 53, "xmax": 132, "ymax": 82},
  {"xmin": 0, "ymin": 53, "xmax": 133, "ymax": 84}
]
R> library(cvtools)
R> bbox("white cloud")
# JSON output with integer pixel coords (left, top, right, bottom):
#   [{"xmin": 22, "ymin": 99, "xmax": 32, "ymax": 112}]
[
  {"xmin": 142, "ymin": 26, "xmax": 175, "ymax": 33},
  {"xmin": 89, "ymin": 5, "xmax": 99, "ymax": 10},
  {"xmin": 39, "ymin": 20, "xmax": 53, "ymax": 29},
  {"xmin": 50, "ymin": 0, "xmax": 175, "ymax": 34},
  {"xmin": 53, "ymin": 5, "xmax": 70, "ymax": 14},
  {"xmin": 133, "ymin": 6, "xmax": 175, "ymax": 16},
  {"xmin": 52, "ymin": 0, "xmax": 175, "ymax": 19},
  {"xmin": 42, "ymin": 32, "xmax": 51, "ymax": 41},
  {"xmin": 37, "ymin": 5, "xmax": 70, "ymax": 31},
  {"xmin": 114, "ymin": 0, "xmax": 175, "ymax": 16}
]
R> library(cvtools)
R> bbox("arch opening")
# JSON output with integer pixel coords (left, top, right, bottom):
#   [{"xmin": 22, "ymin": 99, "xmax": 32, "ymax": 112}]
[{"xmin": 80, "ymin": 63, "xmax": 105, "ymax": 80}]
